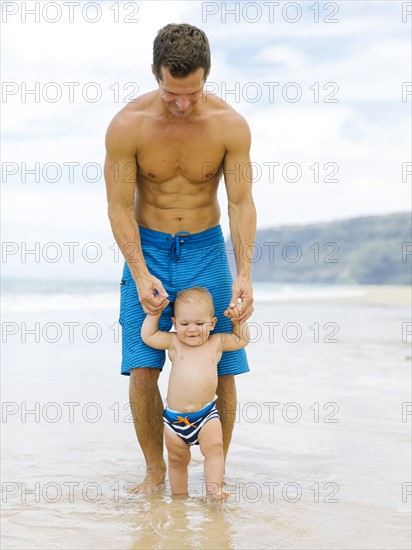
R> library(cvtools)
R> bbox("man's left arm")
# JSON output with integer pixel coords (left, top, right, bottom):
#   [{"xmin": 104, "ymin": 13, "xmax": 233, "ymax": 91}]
[{"xmin": 223, "ymin": 114, "xmax": 257, "ymax": 322}]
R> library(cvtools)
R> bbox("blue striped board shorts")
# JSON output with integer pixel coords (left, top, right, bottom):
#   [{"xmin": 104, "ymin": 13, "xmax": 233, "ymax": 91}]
[
  {"xmin": 163, "ymin": 402, "xmax": 220, "ymax": 446},
  {"xmin": 118, "ymin": 225, "xmax": 249, "ymax": 377}
]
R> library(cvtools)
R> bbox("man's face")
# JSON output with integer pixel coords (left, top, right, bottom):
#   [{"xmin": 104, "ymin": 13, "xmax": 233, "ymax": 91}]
[{"xmin": 155, "ymin": 66, "xmax": 205, "ymax": 118}]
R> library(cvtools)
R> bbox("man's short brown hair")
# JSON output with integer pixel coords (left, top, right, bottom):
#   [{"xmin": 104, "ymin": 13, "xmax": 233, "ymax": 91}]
[{"xmin": 153, "ymin": 23, "xmax": 211, "ymax": 81}]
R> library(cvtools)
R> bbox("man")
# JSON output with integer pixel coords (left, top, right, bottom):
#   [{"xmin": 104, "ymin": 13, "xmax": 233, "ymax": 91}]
[{"xmin": 104, "ymin": 23, "xmax": 256, "ymax": 493}]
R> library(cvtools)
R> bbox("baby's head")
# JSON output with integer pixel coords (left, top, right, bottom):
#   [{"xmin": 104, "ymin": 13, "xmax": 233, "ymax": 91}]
[
  {"xmin": 172, "ymin": 287, "xmax": 217, "ymax": 346},
  {"xmin": 174, "ymin": 287, "xmax": 214, "ymax": 314}
]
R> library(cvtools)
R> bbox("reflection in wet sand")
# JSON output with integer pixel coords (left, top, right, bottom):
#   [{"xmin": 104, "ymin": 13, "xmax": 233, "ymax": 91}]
[
  {"xmin": 2, "ymin": 286, "xmax": 411, "ymax": 549},
  {"xmin": 128, "ymin": 494, "xmax": 234, "ymax": 550}
]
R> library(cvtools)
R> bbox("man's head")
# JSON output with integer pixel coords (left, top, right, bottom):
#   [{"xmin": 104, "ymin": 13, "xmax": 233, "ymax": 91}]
[
  {"xmin": 172, "ymin": 287, "xmax": 217, "ymax": 346},
  {"xmin": 152, "ymin": 24, "xmax": 211, "ymax": 118},
  {"xmin": 152, "ymin": 23, "xmax": 211, "ymax": 82}
]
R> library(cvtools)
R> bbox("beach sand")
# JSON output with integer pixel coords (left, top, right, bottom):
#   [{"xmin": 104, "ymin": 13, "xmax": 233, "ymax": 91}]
[
  {"xmin": 1, "ymin": 282, "xmax": 411, "ymax": 549},
  {"xmin": 317, "ymin": 284, "xmax": 411, "ymax": 306}
]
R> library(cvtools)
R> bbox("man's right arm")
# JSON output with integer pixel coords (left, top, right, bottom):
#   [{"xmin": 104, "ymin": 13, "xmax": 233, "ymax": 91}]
[{"xmin": 104, "ymin": 114, "xmax": 168, "ymax": 313}]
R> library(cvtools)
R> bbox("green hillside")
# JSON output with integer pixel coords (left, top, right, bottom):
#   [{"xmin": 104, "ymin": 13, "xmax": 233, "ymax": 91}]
[{"xmin": 228, "ymin": 212, "xmax": 412, "ymax": 284}]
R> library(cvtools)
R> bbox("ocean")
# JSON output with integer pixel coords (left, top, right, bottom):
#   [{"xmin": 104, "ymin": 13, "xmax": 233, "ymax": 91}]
[{"xmin": 1, "ymin": 279, "xmax": 411, "ymax": 549}]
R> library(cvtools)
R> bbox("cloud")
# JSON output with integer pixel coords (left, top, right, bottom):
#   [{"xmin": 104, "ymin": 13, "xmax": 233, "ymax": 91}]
[{"xmin": 1, "ymin": 0, "xmax": 410, "ymax": 279}]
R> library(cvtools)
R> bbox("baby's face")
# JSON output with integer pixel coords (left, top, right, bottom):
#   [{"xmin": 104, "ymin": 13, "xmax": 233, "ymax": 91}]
[{"xmin": 172, "ymin": 300, "xmax": 217, "ymax": 347}]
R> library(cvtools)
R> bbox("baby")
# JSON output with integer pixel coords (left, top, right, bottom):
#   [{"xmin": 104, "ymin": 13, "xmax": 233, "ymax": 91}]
[{"xmin": 141, "ymin": 286, "xmax": 250, "ymax": 501}]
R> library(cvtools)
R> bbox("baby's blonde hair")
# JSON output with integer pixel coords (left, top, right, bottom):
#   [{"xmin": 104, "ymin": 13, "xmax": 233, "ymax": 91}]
[{"xmin": 174, "ymin": 287, "xmax": 215, "ymax": 316}]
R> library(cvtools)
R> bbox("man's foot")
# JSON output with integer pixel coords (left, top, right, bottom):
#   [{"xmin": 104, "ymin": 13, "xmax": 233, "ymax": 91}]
[{"xmin": 126, "ymin": 465, "xmax": 166, "ymax": 494}]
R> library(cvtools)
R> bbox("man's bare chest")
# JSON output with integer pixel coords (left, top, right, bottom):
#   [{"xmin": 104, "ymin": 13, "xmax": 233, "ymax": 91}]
[{"xmin": 137, "ymin": 125, "xmax": 225, "ymax": 183}]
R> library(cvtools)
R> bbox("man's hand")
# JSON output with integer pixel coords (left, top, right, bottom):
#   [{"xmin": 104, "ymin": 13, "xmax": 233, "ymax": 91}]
[
  {"xmin": 135, "ymin": 273, "xmax": 169, "ymax": 315},
  {"xmin": 145, "ymin": 298, "xmax": 171, "ymax": 317},
  {"xmin": 224, "ymin": 277, "xmax": 254, "ymax": 322}
]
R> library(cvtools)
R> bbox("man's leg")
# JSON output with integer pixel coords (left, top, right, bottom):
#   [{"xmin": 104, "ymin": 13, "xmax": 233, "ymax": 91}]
[
  {"xmin": 129, "ymin": 368, "xmax": 166, "ymax": 493},
  {"xmin": 216, "ymin": 374, "xmax": 237, "ymax": 461}
]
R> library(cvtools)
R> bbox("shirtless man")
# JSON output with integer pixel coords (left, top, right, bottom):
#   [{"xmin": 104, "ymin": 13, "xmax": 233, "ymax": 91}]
[{"xmin": 104, "ymin": 23, "xmax": 256, "ymax": 493}]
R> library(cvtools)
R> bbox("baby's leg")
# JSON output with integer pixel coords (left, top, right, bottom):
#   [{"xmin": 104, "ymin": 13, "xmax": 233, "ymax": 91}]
[
  {"xmin": 164, "ymin": 426, "xmax": 191, "ymax": 496},
  {"xmin": 198, "ymin": 419, "xmax": 229, "ymax": 502}
]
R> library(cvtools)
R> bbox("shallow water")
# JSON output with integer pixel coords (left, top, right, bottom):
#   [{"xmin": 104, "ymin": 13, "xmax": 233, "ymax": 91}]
[{"xmin": 1, "ymin": 282, "xmax": 411, "ymax": 549}]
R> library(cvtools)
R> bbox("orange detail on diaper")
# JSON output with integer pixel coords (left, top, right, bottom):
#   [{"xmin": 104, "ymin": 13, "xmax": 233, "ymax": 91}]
[{"xmin": 174, "ymin": 416, "xmax": 197, "ymax": 428}]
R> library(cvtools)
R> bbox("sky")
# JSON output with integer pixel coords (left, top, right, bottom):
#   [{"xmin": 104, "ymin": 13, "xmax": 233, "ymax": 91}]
[{"xmin": 1, "ymin": 0, "xmax": 411, "ymax": 281}]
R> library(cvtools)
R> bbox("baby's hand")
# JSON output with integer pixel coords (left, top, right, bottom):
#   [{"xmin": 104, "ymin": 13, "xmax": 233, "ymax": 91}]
[
  {"xmin": 226, "ymin": 302, "xmax": 243, "ymax": 320},
  {"xmin": 160, "ymin": 298, "xmax": 170, "ymax": 310},
  {"xmin": 147, "ymin": 298, "xmax": 170, "ymax": 316}
]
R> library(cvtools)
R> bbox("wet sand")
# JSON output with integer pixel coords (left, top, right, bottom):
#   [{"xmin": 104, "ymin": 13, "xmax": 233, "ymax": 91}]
[{"xmin": 1, "ymin": 283, "xmax": 411, "ymax": 549}]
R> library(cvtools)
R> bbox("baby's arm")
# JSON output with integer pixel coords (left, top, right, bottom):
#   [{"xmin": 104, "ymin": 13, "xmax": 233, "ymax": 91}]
[
  {"xmin": 217, "ymin": 319, "xmax": 250, "ymax": 352},
  {"xmin": 141, "ymin": 304, "xmax": 172, "ymax": 350},
  {"xmin": 216, "ymin": 302, "xmax": 250, "ymax": 351}
]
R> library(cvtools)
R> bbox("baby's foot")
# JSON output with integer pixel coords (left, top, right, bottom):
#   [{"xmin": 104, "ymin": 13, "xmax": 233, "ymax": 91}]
[{"xmin": 208, "ymin": 488, "xmax": 230, "ymax": 503}]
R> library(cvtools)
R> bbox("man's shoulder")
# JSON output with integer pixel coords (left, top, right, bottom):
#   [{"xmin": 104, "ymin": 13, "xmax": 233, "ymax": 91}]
[
  {"xmin": 106, "ymin": 90, "xmax": 158, "ymax": 136},
  {"xmin": 205, "ymin": 96, "xmax": 250, "ymax": 149},
  {"xmin": 207, "ymin": 94, "xmax": 248, "ymax": 122}
]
